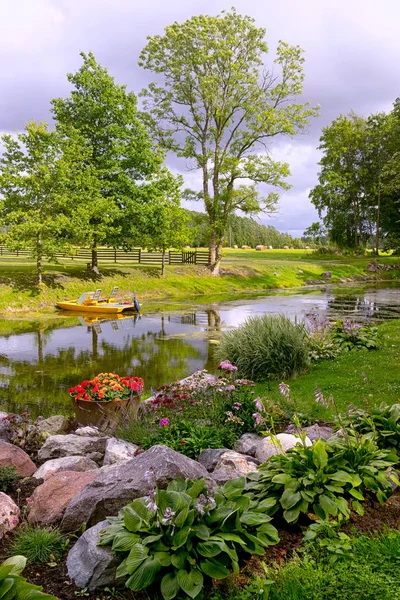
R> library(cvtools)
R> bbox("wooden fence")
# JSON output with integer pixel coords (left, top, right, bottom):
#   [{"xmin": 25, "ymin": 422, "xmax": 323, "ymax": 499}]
[{"xmin": 0, "ymin": 246, "xmax": 210, "ymax": 267}]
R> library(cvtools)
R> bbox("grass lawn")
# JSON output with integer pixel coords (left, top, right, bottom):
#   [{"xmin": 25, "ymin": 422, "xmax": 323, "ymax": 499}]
[
  {"xmin": 255, "ymin": 318, "xmax": 400, "ymax": 418},
  {"xmin": 0, "ymin": 248, "xmax": 399, "ymax": 314}
]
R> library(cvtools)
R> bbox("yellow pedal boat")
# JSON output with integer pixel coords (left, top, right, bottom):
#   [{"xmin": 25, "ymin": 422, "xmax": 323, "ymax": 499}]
[{"xmin": 56, "ymin": 288, "xmax": 140, "ymax": 314}]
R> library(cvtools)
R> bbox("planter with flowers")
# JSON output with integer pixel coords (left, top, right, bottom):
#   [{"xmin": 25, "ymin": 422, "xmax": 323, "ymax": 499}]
[{"xmin": 69, "ymin": 373, "xmax": 144, "ymax": 430}]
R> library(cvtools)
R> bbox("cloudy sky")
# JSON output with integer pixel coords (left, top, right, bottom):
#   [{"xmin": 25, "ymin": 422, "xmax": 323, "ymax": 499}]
[{"xmin": 1, "ymin": 0, "xmax": 399, "ymax": 236}]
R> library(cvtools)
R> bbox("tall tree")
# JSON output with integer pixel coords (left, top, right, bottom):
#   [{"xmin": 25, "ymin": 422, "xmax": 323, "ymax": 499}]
[
  {"xmin": 52, "ymin": 52, "xmax": 182, "ymax": 271},
  {"xmin": 139, "ymin": 8, "xmax": 318, "ymax": 273},
  {"xmin": 0, "ymin": 122, "xmax": 88, "ymax": 284}
]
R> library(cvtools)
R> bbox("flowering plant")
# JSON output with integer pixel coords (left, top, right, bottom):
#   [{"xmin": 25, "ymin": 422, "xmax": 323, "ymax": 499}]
[{"xmin": 69, "ymin": 372, "xmax": 144, "ymax": 403}]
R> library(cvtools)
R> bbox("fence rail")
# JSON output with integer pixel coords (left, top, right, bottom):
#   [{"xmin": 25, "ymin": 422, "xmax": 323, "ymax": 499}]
[{"xmin": 0, "ymin": 246, "xmax": 210, "ymax": 267}]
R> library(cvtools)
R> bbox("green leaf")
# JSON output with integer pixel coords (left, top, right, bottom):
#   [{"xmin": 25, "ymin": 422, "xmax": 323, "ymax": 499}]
[
  {"xmin": 0, "ymin": 578, "xmax": 14, "ymax": 598},
  {"xmin": 141, "ymin": 534, "xmax": 163, "ymax": 546},
  {"xmin": 193, "ymin": 524, "xmax": 210, "ymax": 541},
  {"xmin": 257, "ymin": 523, "xmax": 280, "ymax": 545},
  {"xmin": 312, "ymin": 440, "xmax": 328, "ymax": 469},
  {"xmin": 171, "ymin": 551, "xmax": 188, "ymax": 570},
  {"xmin": 240, "ymin": 512, "xmax": 273, "ymax": 526},
  {"xmin": 352, "ymin": 500, "xmax": 364, "ymax": 516},
  {"xmin": 271, "ymin": 474, "xmax": 295, "ymax": 485},
  {"xmin": 123, "ymin": 506, "xmax": 142, "ymax": 533},
  {"xmin": 126, "ymin": 557, "xmax": 162, "ymax": 591},
  {"xmin": 176, "ymin": 569, "xmax": 204, "ymax": 599},
  {"xmin": 172, "ymin": 527, "xmax": 191, "ymax": 549},
  {"xmin": 283, "ymin": 507, "xmax": 301, "ymax": 523},
  {"xmin": 197, "ymin": 541, "xmax": 223, "ymax": 558},
  {"xmin": 257, "ymin": 497, "xmax": 278, "ymax": 512},
  {"xmin": 112, "ymin": 531, "xmax": 141, "ymax": 552},
  {"xmin": 124, "ymin": 544, "xmax": 149, "ymax": 575},
  {"xmin": 280, "ymin": 489, "xmax": 301, "ymax": 510},
  {"xmin": 1, "ymin": 556, "xmax": 26, "ymax": 577},
  {"xmin": 216, "ymin": 533, "xmax": 247, "ymax": 546},
  {"xmin": 154, "ymin": 552, "xmax": 172, "ymax": 567},
  {"xmin": 349, "ymin": 488, "xmax": 364, "ymax": 501},
  {"xmin": 222, "ymin": 478, "xmax": 246, "ymax": 498},
  {"xmin": 200, "ymin": 560, "xmax": 230, "ymax": 580},
  {"xmin": 161, "ymin": 572, "xmax": 180, "ymax": 600},
  {"xmin": 167, "ymin": 479, "xmax": 187, "ymax": 493},
  {"xmin": 186, "ymin": 479, "xmax": 206, "ymax": 498},
  {"xmin": 319, "ymin": 494, "xmax": 338, "ymax": 516}
]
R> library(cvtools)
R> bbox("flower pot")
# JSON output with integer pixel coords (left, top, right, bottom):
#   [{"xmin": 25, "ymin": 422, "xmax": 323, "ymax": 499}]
[{"xmin": 73, "ymin": 395, "xmax": 141, "ymax": 431}]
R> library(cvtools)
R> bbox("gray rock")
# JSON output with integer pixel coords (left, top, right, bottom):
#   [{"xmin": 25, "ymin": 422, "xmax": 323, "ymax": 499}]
[
  {"xmin": 211, "ymin": 451, "xmax": 259, "ymax": 484},
  {"xmin": 37, "ymin": 415, "xmax": 69, "ymax": 437},
  {"xmin": 75, "ymin": 426, "xmax": 105, "ymax": 437},
  {"xmin": 38, "ymin": 435, "xmax": 107, "ymax": 465},
  {"xmin": 103, "ymin": 438, "xmax": 139, "ymax": 465},
  {"xmin": 321, "ymin": 271, "xmax": 332, "ymax": 279},
  {"xmin": 297, "ymin": 269, "xmax": 304, "ymax": 274},
  {"xmin": 67, "ymin": 520, "xmax": 123, "ymax": 591},
  {"xmin": 234, "ymin": 433, "xmax": 263, "ymax": 457},
  {"xmin": 198, "ymin": 449, "xmax": 229, "ymax": 472},
  {"xmin": 33, "ymin": 456, "xmax": 99, "ymax": 479},
  {"xmin": 0, "ymin": 413, "xmax": 9, "ymax": 442},
  {"xmin": 301, "ymin": 424, "xmax": 334, "ymax": 441},
  {"xmin": 255, "ymin": 433, "xmax": 312, "ymax": 463},
  {"xmin": 61, "ymin": 445, "xmax": 209, "ymax": 532}
]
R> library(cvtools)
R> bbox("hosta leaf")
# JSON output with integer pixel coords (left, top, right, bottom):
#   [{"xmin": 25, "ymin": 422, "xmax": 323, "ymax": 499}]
[
  {"xmin": 193, "ymin": 524, "xmax": 210, "ymax": 541},
  {"xmin": 186, "ymin": 479, "xmax": 206, "ymax": 498},
  {"xmin": 312, "ymin": 440, "xmax": 328, "ymax": 469},
  {"xmin": 142, "ymin": 534, "xmax": 163, "ymax": 546},
  {"xmin": 319, "ymin": 494, "xmax": 338, "ymax": 516},
  {"xmin": 197, "ymin": 541, "xmax": 223, "ymax": 558},
  {"xmin": 123, "ymin": 506, "xmax": 142, "ymax": 532},
  {"xmin": 161, "ymin": 572, "xmax": 180, "ymax": 600},
  {"xmin": 283, "ymin": 507, "xmax": 301, "ymax": 523},
  {"xmin": 207, "ymin": 506, "xmax": 234, "ymax": 523},
  {"xmin": 352, "ymin": 500, "xmax": 364, "ymax": 516},
  {"xmin": 112, "ymin": 531, "xmax": 141, "ymax": 552},
  {"xmin": 167, "ymin": 479, "xmax": 187, "ymax": 493},
  {"xmin": 241, "ymin": 532, "xmax": 265, "ymax": 555},
  {"xmin": 222, "ymin": 478, "xmax": 246, "ymax": 498},
  {"xmin": 126, "ymin": 557, "xmax": 162, "ymax": 591},
  {"xmin": 349, "ymin": 488, "xmax": 364, "ymax": 501},
  {"xmin": 280, "ymin": 489, "xmax": 301, "ymax": 510},
  {"xmin": 154, "ymin": 552, "xmax": 171, "ymax": 567},
  {"xmin": 171, "ymin": 551, "xmax": 188, "ymax": 570},
  {"xmin": 335, "ymin": 497, "xmax": 350, "ymax": 518},
  {"xmin": 256, "ymin": 497, "xmax": 278, "ymax": 512},
  {"xmin": 158, "ymin": 491, "xmax": 189, "ymax": 515},
  {"xmin": 176, "ymin": 569, "xmax": 204, "ymax": 598},
  {"xmin": 233, "ymin": 495, "xmax": 251, "ymax": 511},
  {"xmin": 0, "ymin": 577, "xmax": 14, "ymax": 598},
  {"xmin": 200, "ymin": 560, "xmax": 230, "ymax": 580},
  {"xmin": 184, "ymin": 510, "xmax": 195, "ymax": 528},
  {"xmin": 257, "ymin": 523, "xmax": 280, "ymax": 544},
  {"xmin": 172, "ymin": 527, "xmax": 190, "ymax": 549},
  {"xmin": 271, "ymin": 473, "xmax": 294, "ymax": 485},
  {"xmin": 129, "ymin": 498, "xmax": 151, "ymax": 523},
  {"xmin": 124, "ymin": 544, "xmax": 149, "ymax": 575},
  {"xmin": 1, "ymin": 556, "xmax": 26, "ymax": 577},
  {"xmin": 240, "ymin": 512, "xmax": 273, "ymax": 526},
  {"xmin": 216, "ymin": 533, "xmax": 247, "ymax": 546},
  {"xmin": 174, "ymin": 505, "xmax": 190, "ymax": 528}
]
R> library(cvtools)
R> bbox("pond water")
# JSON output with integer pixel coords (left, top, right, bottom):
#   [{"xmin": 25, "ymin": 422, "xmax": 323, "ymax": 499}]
[{"xmin": 0, "ymin": 283, "xmax": 399, "ymax": 418}]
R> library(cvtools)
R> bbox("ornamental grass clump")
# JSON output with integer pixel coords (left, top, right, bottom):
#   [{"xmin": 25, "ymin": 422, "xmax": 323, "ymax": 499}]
[
  {"xmin": 217, "ymin": 315, "xmax": 310, "ymax": 381},
  {"xmin": 99, "ymin": 476, "xmax": 279, "ymax": 600}
]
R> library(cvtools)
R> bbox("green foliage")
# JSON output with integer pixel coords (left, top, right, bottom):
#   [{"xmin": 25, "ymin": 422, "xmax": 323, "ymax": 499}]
[
  {"xmin": 217, "ymin": 315, "xmax": 310, "ymax": 381},
  {"xmin": 9, "ymin": 526, "xmax": 68, "ymax": 564},
  {"xmin": 140, "ymin": 8, "xmax": 318, "ymax": 268},
  {"xmin": 302, "ymin": 519, "xmax": 352, "ymax": 563},
  {"xmin": 100, "ymin": 478, "xmax": 279, "ymax": 599},
  {"xmin": 339, "ymin": 402, "xmax": 400, "ymax": 451},
  {"xmin": 0, "ymin": 555, "xmax": 58, "ymax": 598},
  {"xmin": 246, "ymin": 436, "xmax": 397, "ymax": 524},
  {"xmin": 331, "ymin": 320, "xmax": 378, "ymax": 351},
  {"xmin": 0, "ymin": 466, "xmax": 20, "ymax": 492}
]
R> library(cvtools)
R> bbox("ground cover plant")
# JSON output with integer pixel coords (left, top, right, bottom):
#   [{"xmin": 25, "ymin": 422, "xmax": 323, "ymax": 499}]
[
  {"xmin": 217, "ymin": 315, "xmax": 310, "ymax": 382},
  {"xmin": 0, "ymin": 466, "xmax": 20, "ymax": 492},
  {"xmin": 9, "ymin": 526, "xmax": 68, "ymax": 564},
  {"xmin": 100, "ymin": 476, "xmax": 279, "ymax": 599},
  {"xmin": 339, "ymin": 402, "xmax": 400, "ymax": 451}
]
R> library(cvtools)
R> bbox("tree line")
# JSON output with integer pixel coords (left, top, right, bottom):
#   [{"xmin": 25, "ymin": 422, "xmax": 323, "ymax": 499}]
[
  {"xmin": 309, "ymin": 104, "xmax": 400, "ymax": 252},
  {"xmin": 0, "ymin": 8, "xmax": 317, "ymax": 283}
]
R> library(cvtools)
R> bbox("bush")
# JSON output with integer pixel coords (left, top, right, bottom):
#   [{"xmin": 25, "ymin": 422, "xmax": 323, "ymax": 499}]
[
  {"xmin": 0, "ymin": 466, "xmax": 21, "ymax": 492},
  {"xmin": 217, "ymin": 315, "xmax": 310, "ymax": 381},
  {"xmin": 331, "ymin": 319, "xmax": 378, "ymax": 351},
  {"xmin": 246, "ymin": 436, "xmax": 397, "ymax": 524},
  {"xmin": 99, "ymin": 477, "xmax": 279, "ymax": 600},
  {"xmin": 9, "ymin": 526, "xmax": 68, "ymax": 564},
  {"xmin": 339, "ymin": 403, "xmax": 400, "ymax": 451},
  {"xmin": 305, "ymin": 314, "xmax": 338, "ymax": 361},
  {"xmin": 0, "ymin": 555, "xmax": 58, "ymax": 598}
]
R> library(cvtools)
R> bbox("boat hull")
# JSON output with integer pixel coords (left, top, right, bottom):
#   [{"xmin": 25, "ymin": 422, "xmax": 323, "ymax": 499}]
[{"xmin": 56, "ymin": 301, "xmax": 137, "ymax": 314}]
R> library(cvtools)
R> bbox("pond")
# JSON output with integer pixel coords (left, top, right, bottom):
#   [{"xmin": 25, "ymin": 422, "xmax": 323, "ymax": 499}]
[{"xmin": 0, "ymin": 283, "xmax": 399, "ymax": 418}]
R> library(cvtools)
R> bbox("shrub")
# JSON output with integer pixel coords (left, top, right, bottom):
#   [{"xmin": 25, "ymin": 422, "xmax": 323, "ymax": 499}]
[
  {"xmin": 0, "ymin": 466, "xmax": 21, "ymax": 492},
  {"xmin": 217, "ymin": 315, "xmax": 310, "ymax": 381},
  {"xmin": 246, "ymin": 436, "xmax": 397, "ymax": 524},
  {"xmin": 331, "ymin": 319, "xmax": 378, "ymax": 351},
  {"xmin": 99, "ymin": 477, "xmax": 279, "ymax": 599},
  {"xmin": 305, "ymin": 314, "xmax": 338, "ymax": 361},
  {"xmin": 0, "ymin": 555, "xmax": 58, "ymax": 598},
  {"xmin": 339, "ymin": 403, "xmax": 400, "ymax": 451},
  {"xmin": 9, "ymin": 526, "xmax": 68, "ymax": 564}
]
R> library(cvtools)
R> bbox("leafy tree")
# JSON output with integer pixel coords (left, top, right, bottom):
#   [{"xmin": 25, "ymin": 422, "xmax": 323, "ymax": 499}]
[
  {"xmin": 52, "ymin": 52, "xmax": 182, "ymax": 270},
  {"xmin": 0, "ymin": 122, "xmax": 88, "ymax": 284},
  {"xmin": 303, "ymin": 221, "xmax": 326, "ymax": 245},
  {"xmin": 139, "ymin": 8, "xmax": 318, "ymax": 273}
]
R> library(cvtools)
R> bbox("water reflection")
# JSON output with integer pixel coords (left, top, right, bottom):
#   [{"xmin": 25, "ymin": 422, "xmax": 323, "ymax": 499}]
[{"xmin": 0, "ymin": 285, "xmax": 399, "ymax": 417}]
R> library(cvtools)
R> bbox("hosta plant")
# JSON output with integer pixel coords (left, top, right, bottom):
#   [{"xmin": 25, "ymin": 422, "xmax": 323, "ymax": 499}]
[
  {"xmin": 0, "ymin": 555, "xmax": 58, "ymax": 599},
  {"xmin": 331, "ymin": 319, "xmax": 378, "ymax": 351},
  {"xmin": 339, "ymin": 403, "xmax": 400, "ymax": 451},
  {"xmin": 246, "ymin": 436, "xmax": 397, "ymax": 523},
  {"xmin": 99, "ymin": 477, "xmax": 279, "ymax": 599}
]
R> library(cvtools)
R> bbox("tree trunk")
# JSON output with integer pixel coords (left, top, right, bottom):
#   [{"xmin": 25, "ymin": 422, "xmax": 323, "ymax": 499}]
[
  {"xmin": 375, "ymin": 183, "xmax": 381, "ymax": 255},
  {"xmin": 161, "ymin": 246, "xmax": 166, "ymax": 276},
  {"xmin": 36, "ymin": 234, "xmax": 43, "ymax": 285},
  {"xmin": 91, "ymin": 241, "xmax": 98, "ymax": 269},
  {"xmin": 209, "ymin": 227, "xmax": 217, "ymax": 270}
]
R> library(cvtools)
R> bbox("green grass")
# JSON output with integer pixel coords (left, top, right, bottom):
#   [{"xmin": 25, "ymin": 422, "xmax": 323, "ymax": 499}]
[
  {"xmin": 0, "ymin": 248, "xmax": 399, "ymax": 314},
  {"xmin": 9, "ymin": 526, "xmax": 68, "ymax": 564},
  {"xmin": 255, "ymin": 319, "xmax": 400, "ymax": 417}
]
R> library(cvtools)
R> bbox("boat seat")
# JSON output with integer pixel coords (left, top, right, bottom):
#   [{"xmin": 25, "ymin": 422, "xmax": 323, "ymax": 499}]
[
  {"xmin": 109, "ymin": 286, "xmax": 118, "ymax": 300},
  {"xmin": 92, "ymin": 289, "xmax": 102, "ymax": 301},
  {"xmin": 76, "ymin": 292, "xmax": 95, "ymax": 305}
]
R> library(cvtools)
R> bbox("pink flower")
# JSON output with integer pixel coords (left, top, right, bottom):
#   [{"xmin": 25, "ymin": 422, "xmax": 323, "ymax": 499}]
[
  {"xmin": 26, "ymin": 497, "xmax": 33, "ymax": 504},
  {"xmin": 159, "ymin": 418, "xmax": 170, "ymax": 427},
  {"xmin": 279, "ymin": 382, "xmax": 290, "ymax": 399},
  {"xmin": 225, "ymin": 385, "xmax": 235, "ymax": 392},
  {"xmin": 218, "ymin": 360, "xmax": 238, "ymax": 373},
  {"xmin": 11, "ymin": 518, "xmax": 18, "ymax": 525},
  {"xmin": 254, "ymin": 397, "xmax": 263, "ymax": 411},
  {"xmin": 252, "ymin": 412, "xmax": 265, "ymax": 427}
]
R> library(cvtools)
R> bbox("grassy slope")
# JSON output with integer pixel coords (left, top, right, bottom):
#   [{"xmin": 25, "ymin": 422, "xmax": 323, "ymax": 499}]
[
  {"xmin": 0, "ymin": 249, "xmax": 399, "ymax": 314},
  {"xmin": 255, "ymin": 319, "xmax": 400, "ymax": 417}
]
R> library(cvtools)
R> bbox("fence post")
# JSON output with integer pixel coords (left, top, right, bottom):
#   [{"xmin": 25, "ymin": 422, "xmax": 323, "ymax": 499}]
[
  {"xmin": 138, "ymin": 248, "xmax": 141, "ymax": 264},
  {"xmin": 169, "ymin": 250, "xmax": 171, "ymax": 265},
  {"xmin": 16, "ymin": 249, "xmax": 19, "ymax": 257},
  {"xmin": 114, "ymin": 247, "xmax": 117, "ymax": 263}
]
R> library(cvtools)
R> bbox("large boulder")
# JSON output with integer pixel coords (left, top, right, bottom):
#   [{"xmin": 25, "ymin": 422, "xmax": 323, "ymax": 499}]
[
  {"xmin": 0, "ymin": 441, "xmax": 36, "ymax": 476},
  {"xmin": 61, "ymin": 445, "xmax": 209, "ymax": 532},
  {"xmin": 37, "ymin": 415, "xmax": 69, "ymax": 437},
  {"xmin": 198, "ymin": 449, "xmax": 229, "ymax": 472},
  {"xmin": 67, "ymin": 520, "xmax": 123, "ymax": 591},
  {"xmin": 0, "ymin": 492, "xmax": 20, "ymax": 537},
  {"xmin": 234, "ymin": 433, "xmax": 264, "ymax": 457},
  {"xmin": 255, "ymin": 433, "xmax": 312, "ymax": 463},
  {"xmin": 74, "ymin": 427, "xmax": 104, "ymax": 438},
  {"xmin": 211, "ymin": 451, "xmax": 259, "ymax": 485},
  {"xmin": 103, "ymin": 438, "xmax": 139, "ymax": 466},
  {"xmin": 38, "ymin": 435, "xmax": 107, "ymax": 465},
  {"xmin": 301, "ymin": 424, "xmax": 334, "ymax": 441},
  {"xmin": 33, "ymin": 456, "xmax": 99, "ymax": 480},
  {"xmin": 28, "ymin": 470, "xmax": 97, "ymax": 525}
]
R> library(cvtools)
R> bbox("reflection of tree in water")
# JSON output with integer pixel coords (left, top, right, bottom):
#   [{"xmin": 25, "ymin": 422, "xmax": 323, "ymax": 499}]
[
  {"xmin": 0, "ymin": 329, "xmax": 202, "ymax": 418},
  {"xmin": 325, "ymin": 293, "xmax": 398, "ymax": 321}
]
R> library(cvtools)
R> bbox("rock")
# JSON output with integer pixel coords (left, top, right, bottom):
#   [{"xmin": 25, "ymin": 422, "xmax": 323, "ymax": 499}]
[
  {"xmin": 301, "ymin": 424, "xmax": 334, "ymax": 441},
  {"xmin": 0, "ymin": 414, "xmax": 9, "ymax": 441},
  {"xmin": 37, "ymin": 415, "xmax": 69, "ymax": 437},
  {"xmin": 0, "ymin": 441, "xmax": 36, "ymax": 476},
  {"xmin": 67, "ymin": 520, "xmax": 123, "ymax": 591},
  {"xmin": 33, "ymin": 456, "xmax": 99, "ymax": 479},
  {"xmin": 75, "ymin": 426, "xmax": 104, "ymax": 438},
  {"xmin": 38, "ymin": 435, "xmax": 108, "ymax": 465},
  {"xmin": 255, "ymin": 433, "xmax": 312, "ymax": 463},
  {"xmin": 321, "ymin": 271, "xmax": 332, "ymax": 279},
  {"xmin": 0, "ymin": 492, "xmax": 19, "ymax": 537},
  {"xmin": 211, "ymin": 451, "xmax": 259, "ymax": 484},
  {"xmin": 367, "ymin": 263, "xmax": 378, "ymax": 272},
  {"xmin": 61, "ymin": 445, "xmax": 209, "ymax": 532},
  {"xmin": 234, "ymin": 433, "xmax": 264, "ymax": 457},
  {"xmin": 198, "ymin": 449, "xmax": 229, "ymax": 472},
  {"xmin": 386, "ymin": 468, "xmax": 399, "ymax": 491},
  {"xmin": 103, "ymin": 438, "xmax": 139, "ymax": 466},
  {"xmin": 297, "ymin": 269, "xmax": 304, "ymax": 274},
  {"xmin": 28, "ymin": 470, "xmax": 97, "ymax": 525}
]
